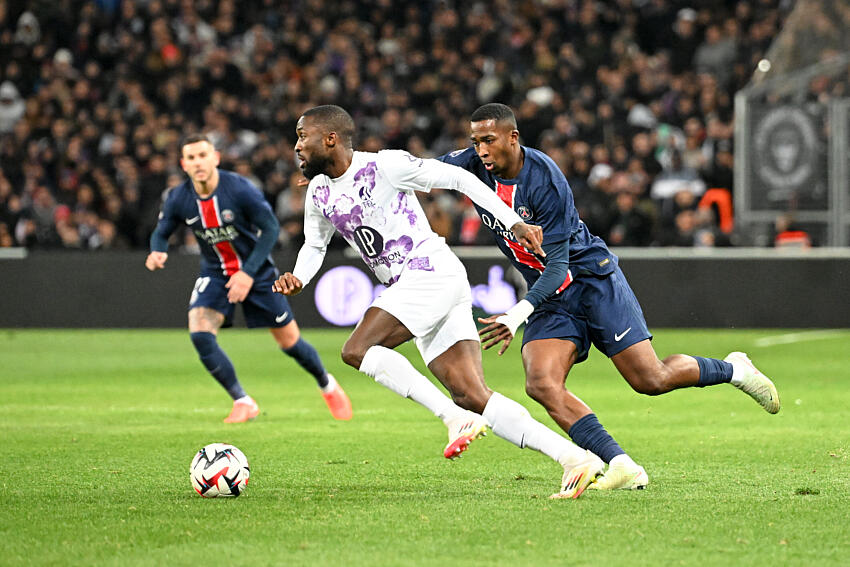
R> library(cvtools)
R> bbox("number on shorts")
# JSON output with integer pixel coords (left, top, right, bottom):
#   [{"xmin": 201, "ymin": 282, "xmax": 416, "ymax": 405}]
[{"xmin": 190, "ymin": 277, "xmax": 211, "ymax": 305}]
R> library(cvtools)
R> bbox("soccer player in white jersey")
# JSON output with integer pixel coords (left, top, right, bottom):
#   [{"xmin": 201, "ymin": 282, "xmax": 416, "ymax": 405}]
[{"xmin": 273, "ymin": 105, "xmax": 602, "ymax": 498}]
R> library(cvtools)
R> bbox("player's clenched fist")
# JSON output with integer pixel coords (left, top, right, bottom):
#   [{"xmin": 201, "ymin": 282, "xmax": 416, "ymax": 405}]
[
  {"xmin": 145, "ymin": 251, "xmax": 168, "ymax": 271},
  {"xmin": 273, "ymin": 272, "xmax": 303, "ymax": 296}
]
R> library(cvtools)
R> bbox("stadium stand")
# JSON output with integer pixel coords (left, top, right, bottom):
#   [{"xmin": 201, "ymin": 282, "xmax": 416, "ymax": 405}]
[{"xmin": 0, "ymin": 1, "xmax": 799, "ymax": 251}]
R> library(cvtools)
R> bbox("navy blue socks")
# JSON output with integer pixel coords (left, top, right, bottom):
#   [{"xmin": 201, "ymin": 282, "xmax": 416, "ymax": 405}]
[
  {"xmin": 694, "ymin": 356, "xmax": 734, "ymax": 387},
  {"xmin": 568, "ymin": 413, "xmax": 626, "ymax": 464},
  {"xmin": 283, "ymin": 338, "xmax": 329, "ymax": 388},
  {"xmin": 190, "ymin": 332, "xmax": 246, "ymax": 400}
]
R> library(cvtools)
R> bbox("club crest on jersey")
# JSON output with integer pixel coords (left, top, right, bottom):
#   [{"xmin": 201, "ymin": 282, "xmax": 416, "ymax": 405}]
[
  {"xmin": 221, "ymin": 209, "xmax": 235, "ymax": 222},
  {"xmin": 517, "ymin": 206, "xmax": 533, "ymax": 220},
  {"xmin": 354, "ymin": 161, "xmax": 378, "ymax": 200}
]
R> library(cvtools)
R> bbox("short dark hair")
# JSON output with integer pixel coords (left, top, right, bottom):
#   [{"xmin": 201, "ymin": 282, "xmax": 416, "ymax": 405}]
[
  {"xmin": 302, "ymin": 105, "xmax": 355, "ymax": 148},
  {"xmin": 180, "ymin": 133, "xmax": 213, "ymax": 149},
  {"xmin": 470, "ymin": 103, "xmax": 517, "ymax": 129}
]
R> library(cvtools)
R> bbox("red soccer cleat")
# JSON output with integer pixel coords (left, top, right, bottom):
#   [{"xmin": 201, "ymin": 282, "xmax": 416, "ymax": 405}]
[
  {"xmin": 223, "ymin": 398, "xmax": 260, "ymax": 423},
  {"xmin": 321, "ymin": 376, "xmax": 353, "ymax": 421}
]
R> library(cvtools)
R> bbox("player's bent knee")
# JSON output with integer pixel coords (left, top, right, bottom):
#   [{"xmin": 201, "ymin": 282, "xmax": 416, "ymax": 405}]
[
  {"xmin": 628, "ymin": 376, "xmax": 668, "ymax": 396},
  {"xmin": 524, "ymin": 376, "xmax": 561, "ymax": 405},
  {"xmin": 449, "ymin": 388, "xmax": 489, "ymax": 414},
  {"xmin": 340, "ymin": 342, "xmax": 366, "ymax": 369}
]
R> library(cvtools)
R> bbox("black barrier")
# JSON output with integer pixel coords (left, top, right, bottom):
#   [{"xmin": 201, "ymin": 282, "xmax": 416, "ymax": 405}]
[{"xmin": 0, "ymin": 249, "xmax": 847, "ymax": 328}]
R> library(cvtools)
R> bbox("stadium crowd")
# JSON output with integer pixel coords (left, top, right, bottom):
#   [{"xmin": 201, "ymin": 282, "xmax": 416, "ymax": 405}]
[{"xmin": 0, "ymin": 0, "xmax": 797, "ymax": 251}]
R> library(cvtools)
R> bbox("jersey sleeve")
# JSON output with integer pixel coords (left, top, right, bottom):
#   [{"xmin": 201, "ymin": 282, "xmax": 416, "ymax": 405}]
[
  {"xmin": 149, "ymin": 187, "xmax": 180, "ymax": 252},
  {"xmin": 382, "ymin": 150, "xmax": 523, "ymax": 229},
  {"xmin": 237, "ymin": 178, "xmax": 279, "ymax": 277},
  {"xmin": 378, "ymin": 150, "xmax": 430, "ymax": 194},
  {"xmin": 303, "ymin": 178, "xmax": 336, "ymax": 249}
]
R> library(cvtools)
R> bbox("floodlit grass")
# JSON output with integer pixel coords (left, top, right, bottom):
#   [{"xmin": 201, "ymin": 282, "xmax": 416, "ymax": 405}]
[{"xmin": 1, "ymin": 328, "xmax": 848, "ymax": 566}]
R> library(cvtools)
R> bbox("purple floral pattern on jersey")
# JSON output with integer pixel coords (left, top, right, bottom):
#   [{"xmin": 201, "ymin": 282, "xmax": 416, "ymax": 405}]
[
  {"xmin": 391, "ymin": 192, "xmax": 418, "ymax": 226},
  {"xmin": 312, "ymin": 185, "xmax": 330, "ymax": 208},
  {"xmin": 383, "ymin": 235, "xmax": 413, "ymax": 262},
  {"xmin": 329, "ymin": 203, "xmax": 363, "ymax": 239},
  {"xmin": 354, "ymin": 161, "xmax": 378, "ymax": 200},
  {"xmin": 406, "ymin": 257, "xmax": 434, "ymax": 272}
]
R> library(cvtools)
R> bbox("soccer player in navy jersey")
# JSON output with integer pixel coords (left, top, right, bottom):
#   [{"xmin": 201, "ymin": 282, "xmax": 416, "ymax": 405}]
[
  {"xmin": 440, "ymin": 103, "xmax": 780, "ymax": 490},
  {"xmin": 145, "ymin": 134, "xmax": 351, "ymax": 423}
]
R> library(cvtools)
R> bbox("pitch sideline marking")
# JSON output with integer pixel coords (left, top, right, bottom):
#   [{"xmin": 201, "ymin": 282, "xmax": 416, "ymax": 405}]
[{"xmin": 754, "ymin": 330, "xmax": 846, "ymax": 348}]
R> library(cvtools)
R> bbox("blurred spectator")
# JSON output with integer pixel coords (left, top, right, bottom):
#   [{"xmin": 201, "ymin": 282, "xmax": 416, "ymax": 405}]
[
  {"xmin": 0, "ymin": 81, "xmax": 24, "ymax": 133},
  {"xmin": 650, "ymin": 149, "xmax": 707, "ymax": 200}
]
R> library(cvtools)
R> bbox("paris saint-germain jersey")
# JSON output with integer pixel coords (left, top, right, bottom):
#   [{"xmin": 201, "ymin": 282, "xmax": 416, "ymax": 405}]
[
  {"xmin": 439, "ymin": 146, "xmax": 617, "ymax": 299},
  {"xmin": 151, "ymin": 170, "xmax": 278, "ymax": 280}
]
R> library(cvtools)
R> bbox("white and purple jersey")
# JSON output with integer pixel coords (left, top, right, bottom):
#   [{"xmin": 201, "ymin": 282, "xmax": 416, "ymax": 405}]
[{"xmin": 303, "ymin": 150, "xmax": 455, "ymax": 286}]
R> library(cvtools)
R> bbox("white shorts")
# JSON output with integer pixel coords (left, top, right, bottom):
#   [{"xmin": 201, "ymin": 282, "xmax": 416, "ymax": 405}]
[{"xmin": 371, "ymin": 249, "xmax": 479, "ymax": 365}]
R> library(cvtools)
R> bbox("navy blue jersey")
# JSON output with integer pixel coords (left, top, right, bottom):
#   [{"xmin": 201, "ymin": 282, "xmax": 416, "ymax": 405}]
[
  {"xmin": 439, "ymin": 147, "xmax": 617, "ymax": 302},
  {"xmin": 151, "ymin": 170, "xmax": 279, "ymax": 280}
]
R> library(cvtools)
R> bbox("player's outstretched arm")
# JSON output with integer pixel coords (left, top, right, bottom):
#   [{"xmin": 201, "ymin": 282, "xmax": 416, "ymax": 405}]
[
  {"xmin": 145, "ymin": 251, "xmax": 168, "ymax": 271},
  {"xmin": 273, "ymin": 273, "xmax": 303, "ymax": 296}
]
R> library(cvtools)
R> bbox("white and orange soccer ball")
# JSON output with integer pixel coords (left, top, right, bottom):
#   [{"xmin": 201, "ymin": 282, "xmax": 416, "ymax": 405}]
[{"xmin": 190, "ymin": 443, "xmax": 250, "ymax": 498}]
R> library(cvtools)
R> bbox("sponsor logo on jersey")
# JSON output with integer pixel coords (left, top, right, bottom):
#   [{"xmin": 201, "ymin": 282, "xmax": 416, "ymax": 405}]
[
  {"xmin": 480, "ymin": 213, "xmax": 515, "ymax": 241},
  {"xmin": 353, "ymin": 226, "xmax": 384, "ymax": 258},
  {"xmin": 194, "ymin": 225, "xmax": 239, "ymax": 245}
]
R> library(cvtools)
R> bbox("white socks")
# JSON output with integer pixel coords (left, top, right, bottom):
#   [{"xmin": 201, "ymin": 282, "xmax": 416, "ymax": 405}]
[
  {"xmin": 320, "ymin": 374, "xmax": 337, "ymax": 393},
  {"xmin": 610, "ymin": 453, "xmax": 638, "ymax": 468},
  {"xmin": 482, "ymin": 392, "xmax": 588, "ymax": 466},
  {"xmin": 359, "ymin": 345, "xmax": 465, "ymax": 422},
  {"xmin": 359, "ymin": 347, "xmax": 590, "ymax": 468}
]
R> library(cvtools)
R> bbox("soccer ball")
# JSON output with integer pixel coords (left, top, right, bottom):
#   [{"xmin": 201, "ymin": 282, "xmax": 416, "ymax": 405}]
[{"xmin": 190, "ymin": 443, "xmax": 250, "ymax": 498}]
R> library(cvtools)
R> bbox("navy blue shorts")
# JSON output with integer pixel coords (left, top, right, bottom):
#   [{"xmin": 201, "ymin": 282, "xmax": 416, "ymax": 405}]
[
  {"xmin": 188, "ymin": 275, "xmax": 294, "ymax": 329},
  {"xmin": 521, "ymin": 266, "xmax": 652, "ymax": 363}
]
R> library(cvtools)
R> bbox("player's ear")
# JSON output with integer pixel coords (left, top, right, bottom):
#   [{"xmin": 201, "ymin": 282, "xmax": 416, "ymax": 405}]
[
  {"xmin": 325, "ymin": 131, "xmax": 337, "ymax": 148},
  {"xmin": 213, "ymin": 150, "xmax": 221, "ymax": 166}
]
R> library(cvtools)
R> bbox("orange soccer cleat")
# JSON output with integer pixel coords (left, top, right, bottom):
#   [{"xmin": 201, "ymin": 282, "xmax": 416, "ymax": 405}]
[
  {"xmin": 321, "ymin": 375, "xmax": 353, "ymax": 420},
  {"xmin": 223, "ymin": 398, "xmax": 260, "ymax": 423}
]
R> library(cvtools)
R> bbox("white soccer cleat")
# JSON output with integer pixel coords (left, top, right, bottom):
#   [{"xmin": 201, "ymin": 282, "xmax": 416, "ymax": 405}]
[
  {"xmin": 588, "ymin": 460, "xmax": 648, "ymax": 491},
  {"xmin": 724, "ymin": 351, "xmax": 780, "ymax": 414},
  {"xmin": 550, "ymin": 451, "xmax": 605, "ymax": 499},
  {"xmin": 443, "ymin": 411, "xmax": 488, "ymax": 459}
]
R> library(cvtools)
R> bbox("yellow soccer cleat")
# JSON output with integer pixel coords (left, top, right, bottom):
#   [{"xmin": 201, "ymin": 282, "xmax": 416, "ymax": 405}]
[{"xmin": 588, "ymin": 459, "xmax": 648, "ymax": 490}]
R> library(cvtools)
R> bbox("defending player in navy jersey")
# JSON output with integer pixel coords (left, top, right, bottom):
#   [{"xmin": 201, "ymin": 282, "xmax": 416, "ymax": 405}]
[
  {"xmin": 145, "ymin": 134, "xmax": 351, "ymax": 423},
  {"xmin": 440, "ymin": 103, "xmax": 780, "ymax": 490}
]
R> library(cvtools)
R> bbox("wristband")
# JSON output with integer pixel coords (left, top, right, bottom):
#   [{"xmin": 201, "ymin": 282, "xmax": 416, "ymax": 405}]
[{"xmin": 494, "ymin": 299, "xmax": 535, "ymax": 336}]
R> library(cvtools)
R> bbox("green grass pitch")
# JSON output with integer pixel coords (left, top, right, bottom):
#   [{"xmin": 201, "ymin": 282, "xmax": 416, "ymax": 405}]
[{"xmin": 1, "ymin": 328, "xmax": 848, "ymax": 566}]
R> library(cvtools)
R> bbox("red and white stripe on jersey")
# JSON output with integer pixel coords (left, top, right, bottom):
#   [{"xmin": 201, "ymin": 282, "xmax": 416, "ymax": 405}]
[
  {"xmin": 197, "ymin": 196, "xmax": 242, "ymax": 276},
  {"xmin": 494, "ymin": 180, "xmax": 573, "ymax": 294}
]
